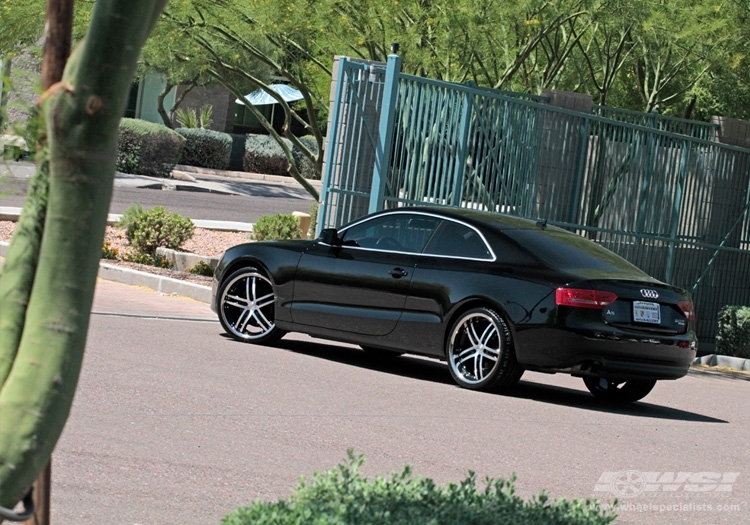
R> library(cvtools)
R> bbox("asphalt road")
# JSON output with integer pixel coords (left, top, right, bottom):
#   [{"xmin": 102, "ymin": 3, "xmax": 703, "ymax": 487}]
[
  {"xmin": 0, "ymin": 167, "xmax": 316, "ymax": 223},
  {"xmin": 49, "ymin": 280, "xmax": 750, "ymax": 524}
]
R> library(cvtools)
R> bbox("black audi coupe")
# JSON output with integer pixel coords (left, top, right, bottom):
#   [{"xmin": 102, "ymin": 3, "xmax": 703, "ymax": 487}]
[{"xmin": 211, "ymin": 207, "xmax": 697, "ymax": 403}]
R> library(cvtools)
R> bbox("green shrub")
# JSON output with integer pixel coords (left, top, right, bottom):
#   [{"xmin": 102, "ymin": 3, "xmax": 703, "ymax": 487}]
[
  {"xmin": 222, "ymin": 452, "xmax": 615, "ymax": 525},
  {"xmin": 101, "ymin": 242, "xmax": 120, "ymax": 260},
  {"xmin": 175, "ymin": 104, "xmax": 213, "ymax": 129},
  {"xmin": 124, "ymin": 206, "xmax": 195, "ymax": 255},
  {"xmin": 716, "ymin": 305, "xmax": 750, "ymax": 358},
  {"xmin": 307, "ymin": 202, "xmax": 319, "ymax": 239},
  {"xmin": 176, "ymin": 128, "xmax": 232, "ymax": 170},
  {"xmin": 291, "ymin": 135, "xmax": 320, "ymax": 180},
  {"xmin": 116, "ymin": 203, "xmax": 144, "ymax": 235},
  {"xmin": 252, "ymin": 213, "xmax": 302, "ymax": 241},
  {"xmin": 243, "ymin": 134, "xmax": 292, "ymax": 175},
  {"xmin": 117, "ymin": 118, "xmax": 185, "ymax": 177},
  {"xmin": 122, "ymin": 251, "xmax": 173, "ymax": 268},
  {"xmin": 188, "ymin": 260, "xmax": 215, "ymax": 276}
]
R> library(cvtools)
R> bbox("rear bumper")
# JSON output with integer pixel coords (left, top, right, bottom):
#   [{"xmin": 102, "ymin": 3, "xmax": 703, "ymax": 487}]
[{"xmin": 515, "ymin": 328, "xmax": 697, "ymax": 380}]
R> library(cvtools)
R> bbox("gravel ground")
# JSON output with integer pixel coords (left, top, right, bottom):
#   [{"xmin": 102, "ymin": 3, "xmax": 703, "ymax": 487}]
[{"xmin": 0, "ymin": 221, "xmax": 250, "ymax": 286}]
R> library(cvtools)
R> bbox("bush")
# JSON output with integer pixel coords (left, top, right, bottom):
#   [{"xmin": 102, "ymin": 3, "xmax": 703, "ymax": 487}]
[
  {"xmin": 307, "ymin": 203, "xmax": 319, "ymax": 239},
  {"xmin": 716, "ymin": 305, "xmax": 750, "ymax": 358},
  {"xmin": 291, "ymin": 135, "xmax": 320, "ymax": 180},
  {"xmin": 116, "ymin": 202, "xmax": 144, "ymax": 234},
  {"xmin": 221, "ymin": 452, "xmax": 615, "ymax": 525},
  {"xmin": 252, "ymin": 213, "xmax": 302, "ymax": 241},
  {"xmin": 188, "ymin": 260, "xmax": 215, "ymax": 276},
  {"xmin": 123, "ymin": 206, "xmax": 195, "ymax": 255},
  {"xmin": 176, "ymin": 128, "xmax": 232, "ymax": 170},
  {"xmin": 243, "ymin": 134, "xmax": 292, "ymax": 175},
  {"xmin": 117, "ymin": 118, "xmax": 185, "ymax": 177}
]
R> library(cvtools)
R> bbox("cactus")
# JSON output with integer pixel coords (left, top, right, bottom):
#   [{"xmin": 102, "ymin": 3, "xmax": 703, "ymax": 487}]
[{"xmin": 0, "ymin": 0, "xmax": 167, "ymax": 509}]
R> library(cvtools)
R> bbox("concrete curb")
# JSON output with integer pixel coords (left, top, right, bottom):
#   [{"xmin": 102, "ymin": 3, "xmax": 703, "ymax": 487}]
[
  {"xmin": 156, "ymin": 246, "xmax": 220, "ymax": 272},
  {"xmin": 1, "ymin": 242, "xmax": 212, "ymax": 304},
  {"xmin": 98, "ymin": 262, "xmax": 211, "ymax": 303}
]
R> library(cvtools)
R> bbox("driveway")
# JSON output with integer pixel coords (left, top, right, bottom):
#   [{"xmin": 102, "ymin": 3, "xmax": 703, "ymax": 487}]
[{"xmin": 51, "ymin": 280, "xmax": 749, "ymax": 524}]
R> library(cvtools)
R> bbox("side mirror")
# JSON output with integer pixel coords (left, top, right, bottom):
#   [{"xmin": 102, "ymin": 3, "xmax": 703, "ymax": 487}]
[{"xmin": 318, "ymin": 228, "xmax": 342, "ymax": 247}]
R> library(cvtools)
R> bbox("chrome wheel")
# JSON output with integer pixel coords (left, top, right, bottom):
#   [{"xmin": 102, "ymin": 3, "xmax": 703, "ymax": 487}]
[
  {"xmin": 446, "ymin": 307, "xmax": 522, "ymax": 392},
  {"xmin": 218, "ymin": 267, "xmax": 285, "ymax": 344},
  {"xmin": 583, "ymin": 377, "xmax": 656, "ymax": 403}
]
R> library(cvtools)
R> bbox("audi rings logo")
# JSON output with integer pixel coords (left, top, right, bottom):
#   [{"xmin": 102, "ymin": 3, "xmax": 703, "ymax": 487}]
[{"xmin": 640, "ymin": 289, "xmax": 659, "ymax": 299}]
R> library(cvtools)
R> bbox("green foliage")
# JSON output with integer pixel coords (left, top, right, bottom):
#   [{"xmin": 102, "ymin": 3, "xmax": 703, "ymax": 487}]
[
  {"xmin": 101, "ymin": 242, "xmax": 120, "ymax": 260},
  {"xmin": 176, "ymin": 128, "xmax": 232, "ymax": 170},
  {"xmin": 124, "ymin": 206, "xmax": 195, "ymax": 255},
  {"xmin": 117, "ymin": 118, "xmax": 185, "ymax": 177},
  {"xmin": 716, "ymin": 306, "xmax": 750, "ymax": 359},
  {"xmin": 243, "ymin": 134, "xmax": 292, "ymax": 175},
  {"xmin": 291, "ymin": 135, "xmax": 320, "ymax": 180},
  {"xmin": 122, "ymin": 251, "xmax": 173, "ymax": 268},
  {"xmin": 222, "ymin": 452, "xmax": 615, "ymax": 525},
  {"xmin": 175, "ymin": 104, "xmax": 213, "ymax": 129},
  {"xmin": 307, "ymin": 202, "xmax": 319, "ymax": 239},
  {"xmin": 116, "ymin": 203, "xmax": 144, "ymax": 235},
  {"xmin": 188, "ymin": 260, "xmax": 215, "ymax": 276},
  {"xmin": 252, "ymin": 213, "xmax": 302, "ymax": 241}
]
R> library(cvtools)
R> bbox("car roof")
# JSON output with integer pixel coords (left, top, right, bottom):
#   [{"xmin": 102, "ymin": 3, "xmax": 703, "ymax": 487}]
[{"xmin": 385, "ymin": 206, "xmax": 551, "ymax": 233}]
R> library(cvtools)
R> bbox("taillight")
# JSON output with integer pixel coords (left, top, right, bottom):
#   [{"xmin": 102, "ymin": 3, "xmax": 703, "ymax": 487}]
[
  {"xmin": 677, "ymin": 300, "xmax": 695, "ymax": 321},
  {"xmin": 555, "ymin": 288, "xmax": 617, "ymax": 309}
]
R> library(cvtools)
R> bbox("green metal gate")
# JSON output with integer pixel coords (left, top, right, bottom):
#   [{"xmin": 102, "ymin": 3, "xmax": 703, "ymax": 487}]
[{"xmin": 320, "ymin": 54, "xmax": 750, "ymax": 343}]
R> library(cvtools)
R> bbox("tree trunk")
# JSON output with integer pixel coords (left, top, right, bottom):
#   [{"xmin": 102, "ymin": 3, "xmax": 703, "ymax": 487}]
[{"xmin": 0, "ymin": 0, "xmax": 167, "ymax": 509}]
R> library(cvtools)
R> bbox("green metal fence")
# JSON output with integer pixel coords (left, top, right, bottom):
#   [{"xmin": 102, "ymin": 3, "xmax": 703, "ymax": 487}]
[{"xmin": 321, "ymin": 55, "xmax": 750, "ymax": 343}]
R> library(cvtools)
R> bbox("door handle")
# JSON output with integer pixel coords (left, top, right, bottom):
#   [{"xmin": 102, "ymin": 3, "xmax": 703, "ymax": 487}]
[{"xmin": 389, "ymin": 267, "xmax": 408, "ymax": 278}]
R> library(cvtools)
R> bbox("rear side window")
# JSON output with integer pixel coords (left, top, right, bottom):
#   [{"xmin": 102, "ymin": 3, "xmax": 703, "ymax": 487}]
[
  {"xmin": 505, "ymin": 228, "xmax": 647, "ymax": 274},
  {"xmin": 423, "ymin": 221, "xmax": 492, "ymax": 259}
]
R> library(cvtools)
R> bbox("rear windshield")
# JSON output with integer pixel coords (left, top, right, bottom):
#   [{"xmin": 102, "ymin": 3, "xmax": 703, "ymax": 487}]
[{"xmin": 505, "ymin": 228, "xmax": 648, "ymax": 276}]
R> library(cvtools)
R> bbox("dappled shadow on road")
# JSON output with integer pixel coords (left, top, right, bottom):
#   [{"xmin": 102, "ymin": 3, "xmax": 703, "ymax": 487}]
[{"xmin": 271, "ymin": 338, "xmax": 726, "ymax": 424}]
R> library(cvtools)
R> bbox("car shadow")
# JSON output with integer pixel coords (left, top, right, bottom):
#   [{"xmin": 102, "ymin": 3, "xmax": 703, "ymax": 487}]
[
  {"xmin": 271, "ymin": 338, "xmax": 727, "ymax": 424},
  {"xmin": 506, "ymin": 380, "xmax": 726, "ymax": 423}
]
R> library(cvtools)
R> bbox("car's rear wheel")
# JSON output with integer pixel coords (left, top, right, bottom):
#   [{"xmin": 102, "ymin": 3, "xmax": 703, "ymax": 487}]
[
  {"xmin": 582, "ymin": 377, "xmax": 656, "ymax": 403},
  {"xmin": 218, "ymin": 267, "xmax": 285, "ymax": 344},
  {"xmin": 446, "ymin": 307, "xmax": 523, "ymax": 393}
]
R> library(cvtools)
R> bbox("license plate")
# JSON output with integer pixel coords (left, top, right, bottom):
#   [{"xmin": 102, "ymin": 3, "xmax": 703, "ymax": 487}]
[{"xmin": 633, "ymin": 301, "xmax": 661, "ymax": 324}]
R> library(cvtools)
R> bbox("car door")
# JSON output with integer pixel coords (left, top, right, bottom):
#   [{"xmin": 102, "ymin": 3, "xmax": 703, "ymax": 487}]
[{"xmin": 291, "ymin": 213, "xmax": 440, "ymax": 336}]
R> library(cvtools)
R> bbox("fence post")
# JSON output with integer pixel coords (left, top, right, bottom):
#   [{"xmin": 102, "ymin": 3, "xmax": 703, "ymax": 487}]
[
  {"xmin": 318, "ymin": 57, "xmax": 349, "ymax": 233},
  {"xmin": 450, "ymin": 90, "xmax": 475, "ymax": 207},
  {"xmin": 664, "ymin": 142, "xmax": 690, "ymax": 282},
  {"xmin": 369, "ymin": 53, "xmax": 402, "ymax": 213}
]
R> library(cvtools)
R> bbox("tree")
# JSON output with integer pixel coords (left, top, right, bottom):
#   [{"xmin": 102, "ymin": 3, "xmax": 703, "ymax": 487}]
[
  {"xmin": 0, "ymin": 0, "xmax": 166, "ymax": 511},
  {"xmin": 166, "ymin": 0, "xmax": 327, "ymax": 200}
]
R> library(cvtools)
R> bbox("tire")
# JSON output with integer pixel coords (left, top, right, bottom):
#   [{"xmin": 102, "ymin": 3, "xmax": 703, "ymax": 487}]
[
  {"xmin": 582, "ymin": 377, "xmax": 656, "ymax": 403},
  {"xmin": 446, "ymin": 307, "xmax": 523, "ymax": 393},
  {"xmin": 218, "ymin": 267, "xmax": 285, "ymax": 344},
  {"xmin": 361, "ymin": 346, "xmax": 405, "ymax": 358}
]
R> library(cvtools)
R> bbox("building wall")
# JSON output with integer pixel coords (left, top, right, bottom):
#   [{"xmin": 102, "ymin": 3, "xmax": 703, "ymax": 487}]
[{"xmin": 174, "ymin": 83, "xmax": 236, "ymax": 133}]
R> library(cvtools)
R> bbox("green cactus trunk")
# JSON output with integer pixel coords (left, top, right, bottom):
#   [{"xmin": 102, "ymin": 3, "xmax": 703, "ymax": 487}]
[{"xmin": 0, "ymin": 0, "xmax": 167, "ymax": 508}]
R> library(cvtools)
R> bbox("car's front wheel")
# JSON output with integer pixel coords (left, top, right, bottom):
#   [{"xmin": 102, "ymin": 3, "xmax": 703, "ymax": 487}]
[
  {"xmin": 582, "ymin": 377, "xmax": 656, "ymax": 403},
  {"xmin": 446, "ymin": 307, "xmax": 523, "ymax": 393},
  {"xmin": 218, "ymin": 267, "xmax": 285, "ymax": 344}
]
